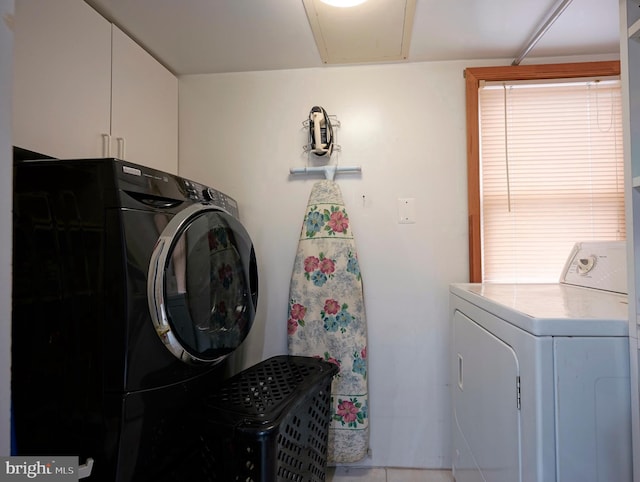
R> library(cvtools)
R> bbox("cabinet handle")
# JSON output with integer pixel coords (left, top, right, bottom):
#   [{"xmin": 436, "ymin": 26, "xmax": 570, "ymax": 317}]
[
  {"xmin": 457, "ymin": 353, "xmax": 463, "ymax": 390},
  {"xmin": 102, "ymin": 134, "xmax": 111, "ymax": 157},
  {"xmin": 116, "ymin": 137, "xmax": 126, "ymax": 160}
]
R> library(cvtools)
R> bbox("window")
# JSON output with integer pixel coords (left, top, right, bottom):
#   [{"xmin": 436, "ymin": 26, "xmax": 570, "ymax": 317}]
[{"xmin": 465, "ymin": 61, "xmax": 623, "ymax": 283}]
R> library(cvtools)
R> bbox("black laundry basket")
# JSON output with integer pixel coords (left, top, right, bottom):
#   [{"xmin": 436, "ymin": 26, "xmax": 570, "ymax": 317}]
[{"xmin": 203, "ymin": 355, "xmax": 339, "ymax": 482}]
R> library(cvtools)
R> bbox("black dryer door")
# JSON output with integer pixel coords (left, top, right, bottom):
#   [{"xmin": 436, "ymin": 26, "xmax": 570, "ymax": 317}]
[{"xmin": 148, "ymin": 203, "xmax": 258, "ymax": 364}]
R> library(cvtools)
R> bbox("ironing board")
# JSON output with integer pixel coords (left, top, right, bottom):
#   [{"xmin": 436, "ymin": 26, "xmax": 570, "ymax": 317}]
[{"xmin": 287, "ymin": 180, "xmax": 369, "ymax": 463}]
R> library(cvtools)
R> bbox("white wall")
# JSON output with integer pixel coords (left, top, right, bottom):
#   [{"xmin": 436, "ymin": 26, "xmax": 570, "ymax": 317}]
[
  {"xmin": 1, "ymin": 0, "xmax": 13, "ymax": 456},
  {"xmin": 178, "ymin": 54, "xmax": 617, "ymax": 468},
  {"xmin": 179, "ymin": 60, "xmax": 470, "ymax": 468}
]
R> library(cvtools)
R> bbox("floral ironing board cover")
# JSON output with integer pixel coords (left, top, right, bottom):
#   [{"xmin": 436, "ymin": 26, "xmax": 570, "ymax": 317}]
[{"xmin": 287, "ymin": 180, "xmax": 369, "ymax": 463}]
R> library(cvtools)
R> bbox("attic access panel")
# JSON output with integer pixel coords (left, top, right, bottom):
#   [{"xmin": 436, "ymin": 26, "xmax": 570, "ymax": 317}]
[{"xmin": 302, "ymin": 0, "xmax": 416, "ymax": 64}]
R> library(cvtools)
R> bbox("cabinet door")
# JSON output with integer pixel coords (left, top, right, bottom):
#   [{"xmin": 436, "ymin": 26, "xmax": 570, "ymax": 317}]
[
  {"xmin": 13, "ymin": 0, "xmax": 111, "ymax": 159},
  {"xmin": 111, "ymin": 26, "xmax": 178, "ymax": 174}
]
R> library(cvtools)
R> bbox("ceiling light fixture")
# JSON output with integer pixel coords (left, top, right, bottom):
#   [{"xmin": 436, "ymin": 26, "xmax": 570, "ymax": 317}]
[
  {"xmin": 320, "ymin": 0, "xmax": 367, "ymax": 7},
  {"xmin": 304, "ymin": 0, "xmax": 416, "ymax": 65}
]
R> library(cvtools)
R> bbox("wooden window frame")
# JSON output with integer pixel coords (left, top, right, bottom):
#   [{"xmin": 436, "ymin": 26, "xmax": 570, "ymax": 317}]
[{"xmin": 464, "ymin": 60, "xmax": 621, "ymax": 282}]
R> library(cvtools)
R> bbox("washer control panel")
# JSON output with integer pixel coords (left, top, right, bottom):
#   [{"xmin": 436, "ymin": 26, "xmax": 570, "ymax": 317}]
[
  {"xmin": 182, "ymin": 180, "xmax": 239, "ymax": 218},
  {"xmin": 560, "ymin": 241, "xmax": 627, "ymax": 294}
]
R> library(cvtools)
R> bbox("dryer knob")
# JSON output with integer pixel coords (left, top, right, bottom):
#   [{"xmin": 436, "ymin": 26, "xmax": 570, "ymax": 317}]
[{"xmin": 576, "ymin": 255, "xmax": 597, "ymax": 275}]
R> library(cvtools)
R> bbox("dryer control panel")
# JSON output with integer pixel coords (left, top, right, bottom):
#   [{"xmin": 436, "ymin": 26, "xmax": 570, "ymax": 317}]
[{"xmin": 560, "ymin": 241, "xmax": 627, "ymax": 294}]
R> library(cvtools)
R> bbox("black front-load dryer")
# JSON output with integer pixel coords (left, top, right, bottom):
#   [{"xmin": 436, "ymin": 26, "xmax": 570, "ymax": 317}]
[{"xmin": 12, "ymin": 158, "xmax": 259, "ymax": 481}]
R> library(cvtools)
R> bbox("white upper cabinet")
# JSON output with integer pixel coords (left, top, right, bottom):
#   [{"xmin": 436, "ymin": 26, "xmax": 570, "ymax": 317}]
[
  {"xmin": 12, "ymin": 0, "xmax": 178, "ymax": 174},
  {"xmin": 13, "ymin": 0, "xmax": 112, "ymax": 159},
  {"xmin": 111, "ymin": 26, "xmax": 178, "ymax": 174}
]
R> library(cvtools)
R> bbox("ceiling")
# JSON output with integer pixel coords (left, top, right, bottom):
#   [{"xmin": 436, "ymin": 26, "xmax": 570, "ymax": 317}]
[{"xmin": 84, "ymin": 0, "xmax": 620, "ymax": 76}]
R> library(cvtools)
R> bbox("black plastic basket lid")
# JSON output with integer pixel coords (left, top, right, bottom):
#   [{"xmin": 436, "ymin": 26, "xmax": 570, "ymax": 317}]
[{"xmin": 206, "ymin": 355, "xmax": 338, "ymax": 421}]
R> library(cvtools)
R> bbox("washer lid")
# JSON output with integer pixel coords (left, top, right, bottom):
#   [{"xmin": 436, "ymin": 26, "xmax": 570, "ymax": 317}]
[{"xmin": 450, "ymin": 283, "xmax": 628, "ymax": 337}]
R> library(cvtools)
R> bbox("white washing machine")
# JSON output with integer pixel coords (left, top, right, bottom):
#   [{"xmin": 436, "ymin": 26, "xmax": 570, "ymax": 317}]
[{"xmin": 450, "ymin": 241, "xmax": 633, "ymax": 482}]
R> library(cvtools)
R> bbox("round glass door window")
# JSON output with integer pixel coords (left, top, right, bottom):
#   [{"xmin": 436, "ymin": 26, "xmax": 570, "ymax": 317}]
[{"xmin": 148, "ymin": 204, "xmax": 258, "ymax": 364}]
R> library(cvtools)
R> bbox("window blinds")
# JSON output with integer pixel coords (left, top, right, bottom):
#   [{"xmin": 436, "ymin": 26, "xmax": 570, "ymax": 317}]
[{"xmin": 479, "ymin": 79, "xmax": 625, "ymax": 283}]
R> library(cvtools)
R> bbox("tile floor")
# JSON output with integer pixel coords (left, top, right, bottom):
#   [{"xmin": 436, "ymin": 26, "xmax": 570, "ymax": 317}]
[{"xmin": 326, "ymin": 467, "xmax": 454, "ymax": 482}]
